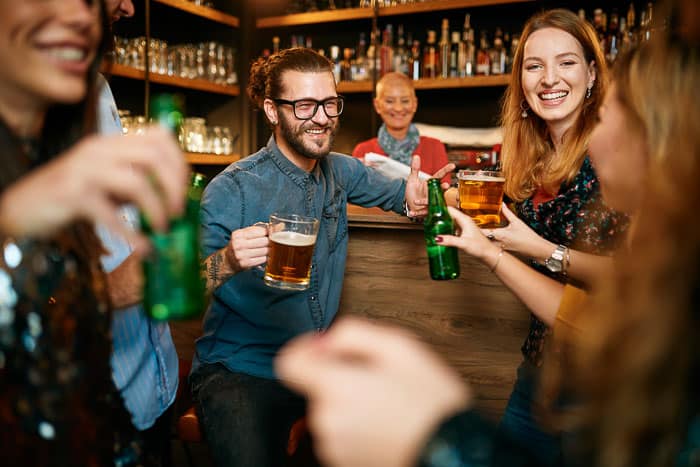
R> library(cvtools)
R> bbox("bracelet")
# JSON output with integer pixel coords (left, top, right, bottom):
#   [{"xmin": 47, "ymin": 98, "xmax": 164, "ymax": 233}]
[{"xmin": 490, "ymin": 246, "xmax": 505, "ymax": 273}]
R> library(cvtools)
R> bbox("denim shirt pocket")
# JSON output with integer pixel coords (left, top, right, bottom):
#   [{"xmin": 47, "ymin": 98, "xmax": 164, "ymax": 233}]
[{"xmin": 322, "ymin": 188, "xmax": 348, "ymax": 253}]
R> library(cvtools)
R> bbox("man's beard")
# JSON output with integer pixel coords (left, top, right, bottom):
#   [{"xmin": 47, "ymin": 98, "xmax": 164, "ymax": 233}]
[{"xmin": 279, "ymin": 114, "xmax": 339, "ymax": 161}]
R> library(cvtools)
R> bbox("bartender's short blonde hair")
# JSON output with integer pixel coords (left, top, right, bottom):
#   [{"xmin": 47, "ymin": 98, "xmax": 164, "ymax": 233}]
[{"xmin": 375, "ymin": 72, "xmax": 416, "ymax": 98}]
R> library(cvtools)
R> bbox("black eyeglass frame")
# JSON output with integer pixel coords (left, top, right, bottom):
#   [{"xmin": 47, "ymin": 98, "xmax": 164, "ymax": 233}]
[{"xmin": 269, "ymin": 96, "xmax": 345, "ymax": 120}]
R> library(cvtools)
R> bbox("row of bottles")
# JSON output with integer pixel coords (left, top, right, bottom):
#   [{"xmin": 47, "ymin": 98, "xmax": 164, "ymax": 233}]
[
  {"xmin": 264, "ymin": 14, "xmax": 520, "ymax": 82},
  {"xmin": 286, "ymin": 0, "xmax": 450, "ymax": 14},
  {"xmin": 579, "ymin": 2, "xmax": 655, "ymax": 63}
]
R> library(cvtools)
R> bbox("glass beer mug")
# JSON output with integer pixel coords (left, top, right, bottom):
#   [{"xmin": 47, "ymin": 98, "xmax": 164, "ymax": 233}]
[
  {"xmin": 457, "ymin": 169, "xmax": 506, "ymax": 228},
  {"xmin": 263, "ymin": 213, "xmax": 320, "ymax": 291}
]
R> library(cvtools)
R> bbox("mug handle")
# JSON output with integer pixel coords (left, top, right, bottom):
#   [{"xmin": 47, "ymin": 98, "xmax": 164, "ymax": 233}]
[{"xmin": 253, "ymin": 221, "xmax": 269, "ymax": 272}]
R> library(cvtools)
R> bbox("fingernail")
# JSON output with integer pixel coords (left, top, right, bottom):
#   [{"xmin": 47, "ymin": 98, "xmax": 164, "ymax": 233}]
[{"xmin": 435, "ymin": 236, "xmax": 443, "ymax": 243}]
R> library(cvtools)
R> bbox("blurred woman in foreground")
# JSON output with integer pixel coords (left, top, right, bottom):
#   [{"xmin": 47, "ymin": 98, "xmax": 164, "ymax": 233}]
[
  {"xmin": 275, "ymin": 11, "xmax": 700, "ymax": 467},
  {"xmin": 0, "ymin": 1, "xmax": 187, "ymax": 465}
]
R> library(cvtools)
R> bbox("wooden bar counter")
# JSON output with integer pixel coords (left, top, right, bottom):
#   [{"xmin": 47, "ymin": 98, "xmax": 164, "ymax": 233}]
[
  {"xmin": 339, "ymin": 205, "xmax": 530, "ymax": 419},
  {"xmin": 171, "ymin": 205, "xmax": 530, "ymax": 420}
]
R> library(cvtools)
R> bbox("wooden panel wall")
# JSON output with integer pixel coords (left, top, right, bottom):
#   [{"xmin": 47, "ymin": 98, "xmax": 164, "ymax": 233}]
[{"xmin": 338, "ymin": 225, "xmax": 530, "ymax": 420}]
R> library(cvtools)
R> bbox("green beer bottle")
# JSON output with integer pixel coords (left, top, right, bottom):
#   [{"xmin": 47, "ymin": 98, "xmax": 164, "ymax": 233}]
[
  {"xmin": 142, "ymin": 94, "xmax": 206, "ymax": 320},
  {"xmin": 424, "ymin": 178, "xmax": 460, "ymax": 280}
]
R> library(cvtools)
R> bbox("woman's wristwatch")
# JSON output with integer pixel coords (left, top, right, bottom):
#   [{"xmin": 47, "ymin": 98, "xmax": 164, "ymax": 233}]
[{"xmin": 544, "ymin": 244, "xmax": 569, "ymax": 274}]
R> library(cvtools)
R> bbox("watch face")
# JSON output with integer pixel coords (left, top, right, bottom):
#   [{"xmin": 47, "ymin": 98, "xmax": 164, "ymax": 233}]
[{"xmin": 545, "ymin": 258, "xmax": 563, "ymax": 273}]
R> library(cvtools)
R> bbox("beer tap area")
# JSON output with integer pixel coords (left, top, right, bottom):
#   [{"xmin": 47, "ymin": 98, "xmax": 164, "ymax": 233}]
[{"xmin": 106, "ymin": 0, "xmax": 655, "ymax": 420}]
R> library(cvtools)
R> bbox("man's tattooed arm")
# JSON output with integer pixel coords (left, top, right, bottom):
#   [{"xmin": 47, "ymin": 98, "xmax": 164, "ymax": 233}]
[{"xmin": 203, "ymin": 248, "xmax": 236, "ymax": 293}]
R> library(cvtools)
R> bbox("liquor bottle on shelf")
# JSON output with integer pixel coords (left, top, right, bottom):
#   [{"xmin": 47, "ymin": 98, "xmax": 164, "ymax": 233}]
[
  {"xmin": 367, "ymin": 27, "xmax": 379, "ymax": 81},
  {"xmin": 330, "ymin": 45, "xmax": 342, "ymax": 83},
  {"xmin": 424, "ymin": 178, "xmax": 460, "ymax": 281},
  {"xmin": 272, "ymin": 36, "xmax": 280, "ymax": 54},
  {"xmin": 606, "ymin": 9, "xmax": 620, "ymax": 63},
  {"xmin": 507, "ymin": 34, "xmax": 519, "ymax": 74},
  {"xmin": 439, "ymin": 18, "xmax": 450, "ymax": 79},
  {"xmin": 449, "ymin": 31, "xmax": 461, "ymax": 78},
  {"xmin": 640, "ymin": 2, "xmax": 653, "ymax": 41},
  {"xmin": 460, "ymin": 14, "xmax": 476, "ymax": 77},
  {"xmin": 408, "ymin": 39, "xmax": 421, "ymax": 80},
  {"xmin": 393, "ymin": 24, "xmax": 409, "ymax": 76},
  {"xmin": 340, "ymin": 48, "xmax": 353, "ymax": 82},
  {"xmin": 593, "ymin": 8, "xmax": 607, "ymax": 52},
  {"xmin": 423, "ymin": 30, "xmax": 439, "ymax": 79},
  {"xmin": 352, "ymin": 32, "xmax": 369, "ymax": 81},
  {"xmin": 476, "ymin": 30, "xmax": 491, "ymax": 76},
  {"xmin": 490, "ymin": 27, "xmax": 506, "ymax": 75},
  {"xmin": 379, "ymin": 24, "xmax": 394, "ymax": 77}
]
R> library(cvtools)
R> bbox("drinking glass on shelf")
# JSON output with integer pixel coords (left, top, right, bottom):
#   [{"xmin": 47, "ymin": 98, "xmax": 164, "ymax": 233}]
[{"xmin": 180, "ymin": 117, "xmax": 207, "ymax": 153}]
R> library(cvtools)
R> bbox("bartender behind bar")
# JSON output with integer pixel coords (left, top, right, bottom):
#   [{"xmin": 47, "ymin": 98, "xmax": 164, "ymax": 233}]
[{"xmin": 352, "ymin": 72, "xmax": 452, "ymax": 185}]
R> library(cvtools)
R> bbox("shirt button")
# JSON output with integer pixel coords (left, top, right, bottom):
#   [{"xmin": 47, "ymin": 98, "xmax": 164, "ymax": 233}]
[{"xmin": 310, "ymin": 296, "xmax": 316, "ymax": 301}]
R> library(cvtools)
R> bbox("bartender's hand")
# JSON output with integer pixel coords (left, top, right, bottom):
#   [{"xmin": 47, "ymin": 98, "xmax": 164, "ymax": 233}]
[
  {"xmin": 405, "ymin": 156, "xmax": 455, "ymax": 218},
  {"xmin": 276, "ymin": 317, "xmax": 471, "ymax": 467},
  {"xmin": 0, "ymin": 128, "xmax": 187, "ymax": 253}
]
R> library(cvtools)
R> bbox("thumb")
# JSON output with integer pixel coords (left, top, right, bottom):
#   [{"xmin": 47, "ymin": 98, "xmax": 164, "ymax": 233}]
[
  {"xmin": 447, "ymin": 206, "xmax": 471, "ymax": 230},
  {"xmin": 500, "ymin": 203, "xmax": 518, "ymax": 222},
  {"xmin": 275, "ymin": 332, "xmax": 329, "ymax": 397}
]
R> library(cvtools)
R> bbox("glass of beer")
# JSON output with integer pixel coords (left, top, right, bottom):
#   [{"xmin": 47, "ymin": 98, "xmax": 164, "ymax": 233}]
[
  {"xmin": 264, "ymin": 213, "xmax": 320, "ymax": 291},
  {"xmin": 457, "ymin": 170, "xmax": 506, "ymax": 228}
]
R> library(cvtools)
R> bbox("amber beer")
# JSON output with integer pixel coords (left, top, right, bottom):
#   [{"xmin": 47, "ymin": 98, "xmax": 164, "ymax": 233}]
[
  {"xmin": 263, "ymin": 214, "xmax": 319, "ymax": 291},
  {"xmin": 457, "ymin": 170, "xmax": 506, "ymax": 228}
]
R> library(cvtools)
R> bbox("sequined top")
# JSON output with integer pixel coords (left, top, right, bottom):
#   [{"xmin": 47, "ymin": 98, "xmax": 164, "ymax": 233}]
[
  {"xmin": 515, "ymin": 157, "xmax": 629, "ymax": 366},
  {"xmin": 0, "ymin": 232, "xmax": 139, "ymax": 466}
]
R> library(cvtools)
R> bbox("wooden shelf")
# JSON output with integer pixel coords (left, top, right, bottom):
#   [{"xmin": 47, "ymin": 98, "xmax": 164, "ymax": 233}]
[
  {"xmin": 414, "ymin": 74, "xmax": 510, "ymax": 89},
  {"xmin": 107, "ymin": 62, "xmax": 145, "ymax": 80},
  {"xmin": 152, "ymin": 0, "xmax": 239, "ymax": 27},
  {"xmin": 185, "ymin": 153, "xmax": 240, "ymax": 165},
  {"xmin": 105, "ymin": 63, "xmax": 240, "ymax": 96},
  {"xmin": 257, "ymin": 7, "xmax": 373, "ymax": 28},
  {"xmin": 378, "ymin": 0, "xmax": 533, "ymax": 17},
  {"xmin": 337, "ymin": 74, "xmax": 509, "ymax": 93},
  {"xmin": 257, "ymin": 0, "xmax": 533, "ymax": 28}
]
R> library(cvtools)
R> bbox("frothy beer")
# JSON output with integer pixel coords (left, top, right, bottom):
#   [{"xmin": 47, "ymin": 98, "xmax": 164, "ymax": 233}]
[
  {"xmin": 264, "ymin": 231, "xmax": 316, "ymax": 288},
  {"xmin": 458, "ymin": 171, "xmax": 506, "ymax": 228}
]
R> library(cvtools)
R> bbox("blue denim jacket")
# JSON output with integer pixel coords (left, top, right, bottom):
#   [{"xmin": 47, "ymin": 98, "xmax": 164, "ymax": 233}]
[{"xmin": 192, "ymin": 137, "xmax": 406, "ymax": 380}]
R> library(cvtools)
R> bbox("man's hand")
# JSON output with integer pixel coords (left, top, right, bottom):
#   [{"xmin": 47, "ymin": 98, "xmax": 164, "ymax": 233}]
[
  {"xmin": 203, "ymin": 223, "xmax": 269, "ymax": 292},
  {"xmin": 404, "ymin": 156, "xmax": 455, "ymax": 218}
]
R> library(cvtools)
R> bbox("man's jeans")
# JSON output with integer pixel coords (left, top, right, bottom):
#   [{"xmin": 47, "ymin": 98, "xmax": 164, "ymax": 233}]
[{"xmin": 190, "ymin": 363, "xmax": 306, "ymax": 467}]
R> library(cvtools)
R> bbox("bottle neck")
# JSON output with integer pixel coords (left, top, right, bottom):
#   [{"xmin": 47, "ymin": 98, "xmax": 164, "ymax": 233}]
[{"xmin": 427, "ymin": 181, "xmax": 446, "ymax": 210}]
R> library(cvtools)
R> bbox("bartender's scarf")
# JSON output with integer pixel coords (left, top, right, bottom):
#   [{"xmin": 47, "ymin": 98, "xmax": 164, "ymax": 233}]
[{"xmin": 377, "ymin": 123, "xmax": 420, "ymax": 166}]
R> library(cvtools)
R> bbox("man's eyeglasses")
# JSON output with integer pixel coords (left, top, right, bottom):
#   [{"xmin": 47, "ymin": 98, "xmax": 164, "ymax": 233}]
[{"xmin": 270, "ymin": 96, "xmax": 344, "ymax": 120}]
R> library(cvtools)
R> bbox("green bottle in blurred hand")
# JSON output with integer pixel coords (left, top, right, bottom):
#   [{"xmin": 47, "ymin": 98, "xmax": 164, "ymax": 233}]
[{"xmin": 142, "ymin": 94, "xmax": 206, "ymax": 320}]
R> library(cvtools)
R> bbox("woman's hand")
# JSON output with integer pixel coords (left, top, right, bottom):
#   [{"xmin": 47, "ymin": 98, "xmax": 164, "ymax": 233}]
[
  {"xmin": 481, "ymin": 203, "xmax": 555, "ymax": 261},
  {"xmin": 276, "ymin": 318, "xmax": 471, "ymax": 467},
  {"xmin": 437, "ymin": 207, "xmax": 502, "ymax": 263},
  {"xmin": 0, "ymin": 127, "xmax": 188, "ymax": 252}
]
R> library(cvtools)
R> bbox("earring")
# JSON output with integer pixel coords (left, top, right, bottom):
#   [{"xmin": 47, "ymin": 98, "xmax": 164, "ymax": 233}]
[
  {"xmin": 586, "ymin": 85, "xmax": 593, "ymax": 99},
  {"xmin": 520, "ymin": 99, "xmax": 529, "ymax": 118}
]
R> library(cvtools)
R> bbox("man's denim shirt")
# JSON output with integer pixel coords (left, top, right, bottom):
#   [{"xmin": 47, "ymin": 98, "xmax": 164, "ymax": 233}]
[{"xmin": 192, "ymin": 137, "xmax": 406, "ymax": 380}]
